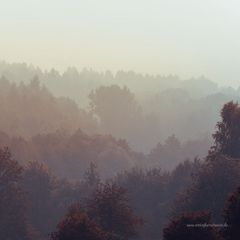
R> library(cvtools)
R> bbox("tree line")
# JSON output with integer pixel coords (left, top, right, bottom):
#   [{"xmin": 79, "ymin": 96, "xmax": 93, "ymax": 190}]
[
  {"xmin": 1, "ymin": 61, "xmax": 240, "ymax": 152},
  {"xmin": 1, "ymin": 101, "xmax": 240, "ymax": 239}
]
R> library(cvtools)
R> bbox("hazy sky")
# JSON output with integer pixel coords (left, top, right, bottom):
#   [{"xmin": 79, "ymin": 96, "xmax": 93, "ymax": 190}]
[{"xmin": 1, "ymin": 0, "xmax": 240, "ymax": 86}]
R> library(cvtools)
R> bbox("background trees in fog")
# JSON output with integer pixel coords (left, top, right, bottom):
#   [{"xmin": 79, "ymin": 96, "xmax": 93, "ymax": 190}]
[{"xmin": 1, "ymin": 61, "xmax": 239, "ymax": 153}]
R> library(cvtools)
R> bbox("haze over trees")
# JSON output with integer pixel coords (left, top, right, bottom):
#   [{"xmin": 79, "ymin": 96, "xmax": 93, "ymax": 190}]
[
  {"xmin": 1, "ymin": 61, "xmax": 240, "ymax": 239},
  {"xmin": 0, "ymin": 61, "xmax": 239, "ymax": 153}
]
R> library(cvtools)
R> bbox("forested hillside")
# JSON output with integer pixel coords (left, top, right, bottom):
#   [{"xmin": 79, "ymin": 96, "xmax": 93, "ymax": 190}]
[
  {"xmin": 1, "ymin": 62, "xmax": 240, "ymax": 239},
  {"xmin": 1, "ymin": 101, "xmax": 240, "ymax": 240}
]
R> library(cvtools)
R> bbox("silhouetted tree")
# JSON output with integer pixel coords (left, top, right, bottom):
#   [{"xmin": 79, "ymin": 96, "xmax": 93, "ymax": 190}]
[
  {"xmin": 89, "ymin": 85, "xmax": 141, "ymax": 132},
  {"xmin": 115, "ymin": 167, "xmax": 170, "ymax": 239},
  {"xmin": 50, "ymin": 204, "xmax": 109, "ymax": 240},
  {"xmin": 0, "ymin": 147, "xmax": 29, "ymax": 239},
  {"xmin": 89, "ymin": 85, "xmax": 144, "ymax": 146},
  {"xmin": 173, "ymin": 102, "xmax": 240, "ymax": 222},
  {"xmin": 163, "ymin": 211, "xmax": 220, "ymax": 240},
  {"xmin": 167, "ymin": 158, "xmax": 201, "ymax": 198},
  {"xmin": 210, "ymin": 101, "xmax": 240, "ymax": 158},
  {"xmin": 148, "ymin": 135, "xmax": 182, "ymax": 170},
  {"xmin": 84, "ymin": 162, "xmax": 100, "ymax": 187},
  {"xmin": 173, "ymin": 155, "xmax": 240, "ymax": 222},
  {"xmin": 73, "ymin": 162, "xmax": 101, "ymax": 201}
]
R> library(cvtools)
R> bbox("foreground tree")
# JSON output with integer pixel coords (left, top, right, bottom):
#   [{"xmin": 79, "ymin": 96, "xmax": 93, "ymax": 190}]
[
  {"xmin": 173, "ymin": 155, "xmax": 240, "ymax": 222},
  {"xmin": 163, "ymin": 211, "xmax": 220, "ymax": 240},
  {"xmin": 115, "ymin": 167, "xmax": 170, "ymax": 239},
  {"xmin": 51, "ymin": 183, "xmax": 142, "ymax": 240},
  {"xmin": 50, "ymin": 204, "xmax": 108, "ymax": 240},
  {"xmin": 0, "ymin": 147, "xmax": 30, "ymax": 239},
  {"xmin": 210, "ymin": 101, "xmax": 240, "ymax": 158},
  {"xmin": 173, "ymin": 102, "xmax": 240, "ymax": 222},
  {"xmin": 222, "ymin": 186, "xmax": 240, "ymax": 240},
  {"xmin": 23, "ymin": 161, "xmax": 56, "ymax": 236},
  {"xmin": 87, "ymin": 183, "xmax": 143, "ymax": 240}
]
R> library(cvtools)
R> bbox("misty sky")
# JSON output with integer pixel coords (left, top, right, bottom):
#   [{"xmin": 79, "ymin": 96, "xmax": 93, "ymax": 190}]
[{"xmin": 1, "ymin": 0, "xmax": 240, "ymax": 87}]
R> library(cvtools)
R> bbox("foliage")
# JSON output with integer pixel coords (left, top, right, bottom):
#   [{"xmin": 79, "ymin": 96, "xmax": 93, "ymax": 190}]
[
  {"xmin": 210, "ymin": 101, "xmax": 240, "ymax": 158},
  {"xmin": 23, "ymin": 161, "xmax": 56, "ymax": 236},
  {"xmin": 50, "ymin": 204, "xmax": 109, "ymax": 240},
  {"xmin": 163, "ymin": 211, "xmax": 221, "ymax": 240},
  {"xmin": 173, "ymin": 155, "xmax": 240, "ymax": 222},
  {"xmin": 87, "ymin": 183, "xmax": 143, "ymax": 240},
  {"xmin": 0, "ymin": 147, "xmax": 30, "ymax": 239}
]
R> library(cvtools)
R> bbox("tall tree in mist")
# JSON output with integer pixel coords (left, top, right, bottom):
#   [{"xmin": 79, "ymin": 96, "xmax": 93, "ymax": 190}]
[
  {"xmin": 89, "ymin": 85, "xmax": 142, "ymax": 137},
  {"xmin": 210, "ymin": 101, "xmax": 240, "ymax": 158},
  {"xmin": 72, "ymin": 162, "xmax": 102, "ymax": 202},
  {"xmin": 84, "ymin": 162, "xmax": 100, "ymax": 187},
  {"xmin": 173, "ymin": 102, "xmax": 240, "ymax": 222},
  {"xmin": 148, "ymin": 135, "xmax": 182, "ymax": 170},
  {"xmin": 173, "ymin": 154, "xmax": 240, "ymax": 222}
]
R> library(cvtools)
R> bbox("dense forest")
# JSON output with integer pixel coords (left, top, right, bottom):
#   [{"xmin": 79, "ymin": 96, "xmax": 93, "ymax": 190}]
[{"xmin": 1, "ymin": 62, "xmax": 240, "ymax": 239}]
